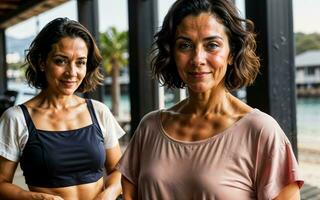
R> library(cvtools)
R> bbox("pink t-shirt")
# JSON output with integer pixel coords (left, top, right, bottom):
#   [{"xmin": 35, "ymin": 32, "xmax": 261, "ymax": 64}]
[{"xmin": 117, "ymin": 109, "xmax": 303, "ymax": 200}]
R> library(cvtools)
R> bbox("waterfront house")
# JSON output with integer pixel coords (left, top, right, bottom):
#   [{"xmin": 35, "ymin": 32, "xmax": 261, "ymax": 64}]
[{"xmin": 295, "ymin": 50, "xmax": 320, "ymax": 97}]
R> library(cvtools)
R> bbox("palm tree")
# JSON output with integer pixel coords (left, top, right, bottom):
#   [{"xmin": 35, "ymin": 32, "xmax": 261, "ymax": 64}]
[{"xmin": 100, "ymin": 27, "xmax": 128, "ymax": 117}]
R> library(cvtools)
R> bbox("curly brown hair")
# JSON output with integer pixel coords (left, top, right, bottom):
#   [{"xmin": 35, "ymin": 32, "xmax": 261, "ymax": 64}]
[
  {"xmin": 151, "ymin": 0, "xmax": 260, "ymax": 91},
  {"xmin": 24, "ymin": 17, "xmax": 104, "ymax": 93}
]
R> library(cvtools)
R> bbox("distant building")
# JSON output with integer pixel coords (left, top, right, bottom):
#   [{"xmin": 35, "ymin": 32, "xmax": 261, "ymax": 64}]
[
  {"xmin": 295, "ymin": 50, "xmax": 320, "ymax": 97},
  {"xmin": 6, "ymin": 53, "xmax": 22, "ymax": 63}
]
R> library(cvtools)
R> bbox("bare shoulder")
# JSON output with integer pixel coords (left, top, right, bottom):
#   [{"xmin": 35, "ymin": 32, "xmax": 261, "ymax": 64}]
[{"xmin": 229, "ymin": 94, "xmax": 253, "ymax": 117}]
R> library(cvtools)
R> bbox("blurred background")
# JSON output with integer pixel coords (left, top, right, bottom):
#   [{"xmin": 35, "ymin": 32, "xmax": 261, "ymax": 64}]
[{"xmin": 0, "ymin": 0, "xmax": 319, "ymax": 198}]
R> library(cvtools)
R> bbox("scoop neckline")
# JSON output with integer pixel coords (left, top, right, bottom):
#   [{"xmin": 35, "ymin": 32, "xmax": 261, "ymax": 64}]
[{"xmin": 158, "ymin": 108, "xmax": 258, "ymax": 145}]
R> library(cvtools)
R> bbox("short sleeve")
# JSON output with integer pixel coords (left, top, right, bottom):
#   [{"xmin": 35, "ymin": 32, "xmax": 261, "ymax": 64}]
[
  {"xmin": 103, "ymin": 107, "xmax": 126, "ymax": 149},
  {"xmin": 255, "ymin": 118, "xmax": 304, "ymax": 200},
  {"xmin": 116, "ymin": 128, "xmax": 141, "ymax": 185},
  {"xmin": 0, "ymin": 106, "xmax": 28, "ymax": 162},
  {"xmin": 91, "ymin": 100, "xmax": 126, "ymax": 149}
]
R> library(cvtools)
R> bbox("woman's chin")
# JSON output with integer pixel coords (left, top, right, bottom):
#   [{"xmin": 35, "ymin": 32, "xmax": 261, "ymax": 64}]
[
  {"xmin": 58, "ymin": 88, "xmax": 77, "ymax": 96},
  {"xmin": 188, "ymin": 85, "xmax": 211, "ymax": 93},
  {"xmin": 186, "ymin": 81, "xmax": 213, "ymax": 92}
]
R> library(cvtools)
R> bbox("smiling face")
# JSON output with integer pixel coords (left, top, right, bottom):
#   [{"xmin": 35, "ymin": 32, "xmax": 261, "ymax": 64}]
[
  {"xmin": 43, "ymin": 37, "xmax": 88, "ymax": 96},
  {"xmin": 174, "ymin": 12, "xmax": 232, "ymax": 93}
]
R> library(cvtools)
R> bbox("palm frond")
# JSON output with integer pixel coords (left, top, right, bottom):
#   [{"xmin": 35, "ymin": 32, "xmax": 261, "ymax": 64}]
[{"xmin": 100, "ymin": 26, "xmax": 128, "ymax": 74}]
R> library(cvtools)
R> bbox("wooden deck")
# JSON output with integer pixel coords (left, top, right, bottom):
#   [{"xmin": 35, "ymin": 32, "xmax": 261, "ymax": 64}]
[{"xmin": 301, "ymin": 183, "xmax": 320, "ymax": 200}]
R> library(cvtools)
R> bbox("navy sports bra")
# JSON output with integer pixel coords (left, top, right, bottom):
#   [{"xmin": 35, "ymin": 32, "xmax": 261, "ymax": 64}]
[{"xmin": 19, "ymin": 99, "xmax": 106, "ymax": 188}]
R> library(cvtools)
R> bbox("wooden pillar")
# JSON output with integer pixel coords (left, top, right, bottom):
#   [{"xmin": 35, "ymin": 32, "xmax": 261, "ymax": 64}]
[
  {"xmin": 77, "ymin": 0, "xmax": 104, "ymax": 101},
  {"xmin": 0, "ymin": 29, "xmax": 7, "ymax": 95},
  {"xmin": 245, "ymin": 0, "xmax": 298, "ymax": 156},
  {"xmin": 127, "ymin": 0, "xmax": 159, "ymax": 134}
]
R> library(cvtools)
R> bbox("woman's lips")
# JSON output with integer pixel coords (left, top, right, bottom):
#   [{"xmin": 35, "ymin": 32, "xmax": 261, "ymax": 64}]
[
  {"xmin": 61, "ymin": 80, "xmax": 76, "ymax": 87},
  {"xmin": 188, "ymin": 72, "xmax": 211, "ymax": 78}
]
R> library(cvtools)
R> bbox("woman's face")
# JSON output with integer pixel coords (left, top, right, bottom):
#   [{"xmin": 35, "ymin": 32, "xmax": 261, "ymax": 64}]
[
  {"xmin": 43, "ymin": 37, "xmax": 88, "ymax": 96},
  {"xmin": 174, "ymin": 12, "xmax": 232, "ymax": 93}
]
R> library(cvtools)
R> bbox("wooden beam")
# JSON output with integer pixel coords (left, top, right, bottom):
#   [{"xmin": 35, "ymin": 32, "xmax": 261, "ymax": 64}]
[
  {"xmin": 77, "ymin": 0, "xmax": 104, "ymax": 102},
  {"xmin": 0, "ymin": 29, "xmax": 7, "ymax": 95},
  {"xmin": 127, "ymin": 0, "xmax": 159, "ymax": 134},
  {"xmin": 0, "ymin": 0, "xmax": 68, "ymax": 28},
  {"xmin": 245, "ymin": 0, "xmax": 298, "ymax": 157}
]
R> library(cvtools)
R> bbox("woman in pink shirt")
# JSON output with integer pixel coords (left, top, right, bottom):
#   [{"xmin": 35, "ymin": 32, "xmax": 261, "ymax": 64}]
[{"xmin": 117, "ymin": 0, "xmax": 304, "ymax": 199}]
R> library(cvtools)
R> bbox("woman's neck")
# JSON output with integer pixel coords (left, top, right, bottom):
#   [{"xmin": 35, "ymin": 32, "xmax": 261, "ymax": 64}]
[
  {"xmin": 180, "ymin": 87, "xmax": 234, "ymax": 116},
  {"xmin": 32, "ymin": 90, "xmax": 80, "ymax": 110}
]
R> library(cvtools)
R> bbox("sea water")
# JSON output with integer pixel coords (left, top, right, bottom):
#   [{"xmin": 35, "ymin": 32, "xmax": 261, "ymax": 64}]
[{"xmin": 297, "ymin": 97, "xmax": 320, "ymax": 150}]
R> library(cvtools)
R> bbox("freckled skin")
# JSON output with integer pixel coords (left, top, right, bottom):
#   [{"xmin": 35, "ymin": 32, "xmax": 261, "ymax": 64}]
[
  {"xmin": 174, "ymin": 13, "xmax": 233, "ymax": 93},
  {"xmin": 44, "ymin": 37, "xmax": 88, "ymax": 97},
  {"xmin": 160, "ymin": 13, "xmax": 248, "ymax": 142}
]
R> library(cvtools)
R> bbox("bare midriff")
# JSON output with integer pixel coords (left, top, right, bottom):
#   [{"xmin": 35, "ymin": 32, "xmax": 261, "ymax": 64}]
[{"xmin": 29, "ymin": 177, "xmax": 104, "ymax": 200}]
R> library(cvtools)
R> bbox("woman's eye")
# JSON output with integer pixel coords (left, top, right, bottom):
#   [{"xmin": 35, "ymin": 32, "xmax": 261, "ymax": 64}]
[
  {"xmin": 77, "ymin": 61, "xmax": 87, "ymax": 66},
  {"xmin": 206, "ymin": 43, "xmax": 218, "ymax": 50},
  {"xmin": 177, "ymin": 42, "xmax": 193, "ymax": 50},
  {"xmin": 54, "ymin": 58, "xmax": 67, "ymax": 65}
]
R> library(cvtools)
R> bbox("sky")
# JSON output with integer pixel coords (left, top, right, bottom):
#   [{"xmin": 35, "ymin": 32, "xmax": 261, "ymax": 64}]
[
  {"xmin": 6, "ymin": 0, "xmax": 160, "ymax": 38},
  {"xmin": 5, "ymin": 0, "xmax": 320, "ymax": 39}
]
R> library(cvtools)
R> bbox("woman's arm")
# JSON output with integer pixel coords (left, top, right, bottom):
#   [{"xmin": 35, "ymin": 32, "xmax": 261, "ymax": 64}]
[
  {"xmin": 121, "ymin": 176, "xmax": 136, "ymax": 200},
  {"xmin": 273, "ymin": 182, "xmax": 301, "ymax": 200},
  {"xmin": 94, "ymin": 144, "xmax": 122, "ymax": 200},
  {"xmin": 0, "ymin": 156, "xmax": 63, "ymax": 200}
]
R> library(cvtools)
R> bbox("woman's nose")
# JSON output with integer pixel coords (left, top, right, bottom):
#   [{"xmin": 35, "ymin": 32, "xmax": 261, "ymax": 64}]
[
  {"xmin": 66, "ymin": 63, "xmax": 77, "ymax": 76},
  {"xmin": 191, "ymin": 47, "xmax": 206, "ymax": 66}
]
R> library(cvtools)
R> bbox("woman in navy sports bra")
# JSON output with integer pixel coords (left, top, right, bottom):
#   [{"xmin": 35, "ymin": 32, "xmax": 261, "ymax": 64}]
[{"xmin": 0, "ymin": 18, "xmax": 125, "ymax": 200}]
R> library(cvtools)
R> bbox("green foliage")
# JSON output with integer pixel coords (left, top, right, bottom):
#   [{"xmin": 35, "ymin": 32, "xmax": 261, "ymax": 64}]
[
  {"xmin": 7, "ymin": 62, "xmax": 24, "ymax": 70},
  {"xmin": 99, "ymin": 27, "xmax": 128, "ymax": 116},
  {"xmin": 7, "ymin": 62, "xmax": 26, "ymax": 79},
  {"xmin": 295, "ymin": 32, "xmax": 320, "ymax": 55},
  {"xmin": 100, "ymin": 27, "xmax": 128, "ymax": 74}
]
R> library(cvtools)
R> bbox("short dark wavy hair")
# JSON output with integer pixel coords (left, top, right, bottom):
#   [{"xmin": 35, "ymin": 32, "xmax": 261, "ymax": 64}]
[
  {"xmin": 25, "ymin": 17, "xmax": 104, "ymax": 93},
  {"xmin": 151, "ymin": 0, "xmax": 260, "ymax": 91}
]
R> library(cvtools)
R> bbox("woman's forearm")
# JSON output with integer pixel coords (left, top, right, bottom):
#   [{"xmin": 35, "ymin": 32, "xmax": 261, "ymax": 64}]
[
  {"xmin": 100, "ymin": 170, "xmax": 122, "ymax": 200},
  {"xmin": 273, "ymin": 183, "xmax": 301, "ymax": 200},
  {"xmin": 0, "ymin": 182, "xmax": 63, "ymax": 200},
  {"xmin": 105, "ymin": 170, "xmax": 122, "ymax": 199}
]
